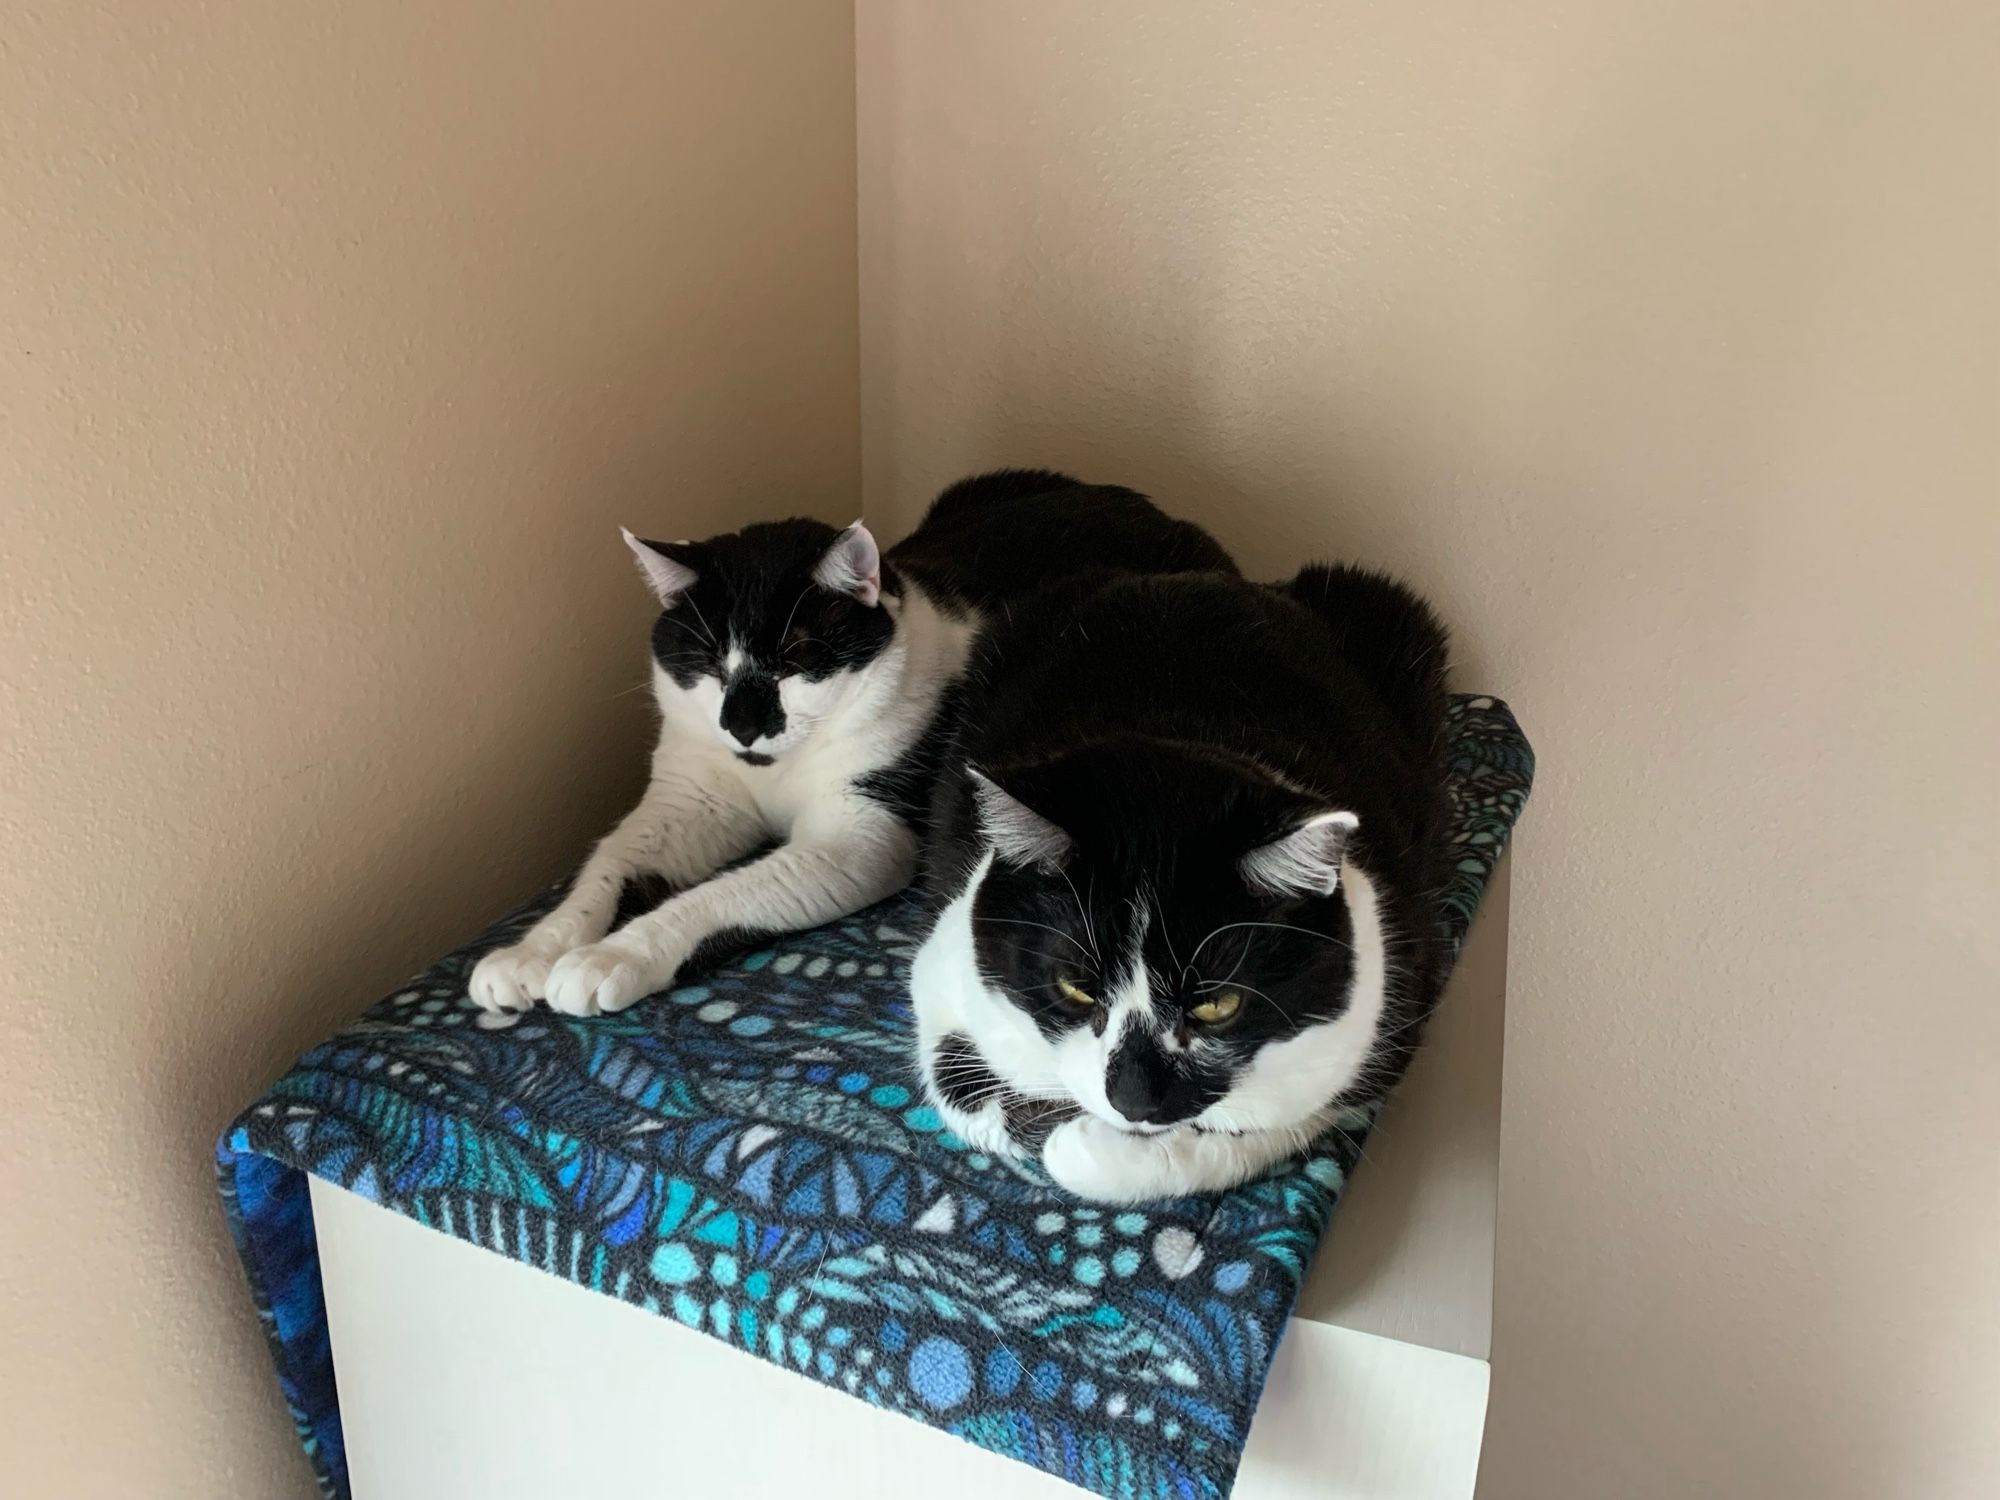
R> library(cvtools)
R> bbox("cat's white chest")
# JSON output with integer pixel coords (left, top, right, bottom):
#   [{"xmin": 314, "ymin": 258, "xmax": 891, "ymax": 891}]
[{"xmin": 735, "ymin": 744, "xmax": 862, "ymax": 829}]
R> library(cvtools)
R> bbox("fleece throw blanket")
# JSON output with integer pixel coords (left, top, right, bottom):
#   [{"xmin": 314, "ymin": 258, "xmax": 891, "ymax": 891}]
[{"xmin": 218, "ymin": 695, "xmax": 1532, "ymax": 1500}]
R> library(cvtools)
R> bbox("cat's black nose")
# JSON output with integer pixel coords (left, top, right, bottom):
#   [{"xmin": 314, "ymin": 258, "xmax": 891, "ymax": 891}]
[
  {"xmin": 719, "ymin": 674, "xmax": 784, "ymax": 748},
  {"xmin": 1106, "ymin": 1049, "xmax": 1178, "ymax": 1125}
]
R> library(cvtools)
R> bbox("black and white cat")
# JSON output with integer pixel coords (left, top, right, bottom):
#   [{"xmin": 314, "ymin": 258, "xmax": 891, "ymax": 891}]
[
  {"xmin": 911, "ymin": 562, "xmax": 1453, "ymax": 1203},
  {"xmin": 471, "ymin": 470, "xmax": 1232, "ymax": 1018}
]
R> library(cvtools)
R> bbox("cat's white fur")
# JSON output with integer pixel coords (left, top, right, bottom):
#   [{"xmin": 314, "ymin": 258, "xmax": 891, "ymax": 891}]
[
  {"xmin": 471, "ymin": 544, "xmax": 973, "ymax": 1017},
  {"xmin": 911, "ymin": 852, "xmax": 1390, "ymax": 1204}
]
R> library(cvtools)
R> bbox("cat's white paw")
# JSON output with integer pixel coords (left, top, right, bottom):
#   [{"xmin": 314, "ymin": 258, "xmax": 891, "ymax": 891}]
[
  {"xmin": 544, "ymin": 938, "xmax": 671, "ymax": 1017},
  {"xmin": 469, "ymin": 936, "xmax": 571, "ymax": 1013},
  {"xmin": 934, "ymin": 1095, "xmax": 1026, "ymax": 1159},
  {"xmin": 1042, "ymin": 1115, "xmax": 1168, "ymax": 1205}
]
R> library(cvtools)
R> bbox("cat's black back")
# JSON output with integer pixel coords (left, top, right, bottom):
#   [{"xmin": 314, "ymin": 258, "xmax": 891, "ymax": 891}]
[
  {"xmin": 849, "ymin": 471, "xmax": 1236, "ymax": 833},
  {"xmin": 949, "ymin": 566, "xmax": 1449, "ymax": 872},
  {"xmin": 885, "ymin": 469, "xmax": 1237, "ymax": 612}
]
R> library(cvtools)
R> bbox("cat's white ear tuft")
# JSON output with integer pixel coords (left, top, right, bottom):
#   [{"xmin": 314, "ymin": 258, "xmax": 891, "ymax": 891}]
[
  {"xmin": 623, "ymin": 528, "xmax": 698, "ymax": 606},
  {"xmin": 1240, "ymin": 811, "xmax": 1359, "ymax": 899},
  {"xmin": 969, "ymin": 769, "xmax": 1072, "ymax": 871},
  {"xmin": 813, "ymin": 522, "xmax": 882, "ymax": 607}
]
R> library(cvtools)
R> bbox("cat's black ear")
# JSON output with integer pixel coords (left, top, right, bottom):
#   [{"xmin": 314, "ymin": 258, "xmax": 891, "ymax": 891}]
[
  {"xmin": 622, "ymin": 528, "xmax": 699, "ymax": 606},
  {"xmin": 1240, "ymin": 811, "xmax": 1358, "ymax": 899},
  {"xmin": 813, "ymin": 521, "xmax": 882, "ymax": 607},
  {"xmin": 968, "ymin": 768, "xmax": 1072, "ymax": 871}
]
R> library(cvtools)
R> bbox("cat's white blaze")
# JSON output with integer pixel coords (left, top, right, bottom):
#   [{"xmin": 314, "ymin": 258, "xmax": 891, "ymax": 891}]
[
  {"xmin": 1057, "ymin": 916, "xmax": 1155, "ymax": 1127},
  {"xmin": 1052, "ymin": 1028, "xmax": 1112, "ymax": 1123},
  {"xmin": 472, "ymin": 583, "xmax": 974, "ymax": 1018}
]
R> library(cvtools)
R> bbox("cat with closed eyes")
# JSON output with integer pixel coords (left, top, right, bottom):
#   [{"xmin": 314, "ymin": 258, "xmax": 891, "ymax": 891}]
[
  {"xmin": 910, "ymin": 559, "xmax": 1453, "ymax": 1203},
  {"xmin": 470, "ymin": 470, "xmax": 1234, "ymax": 1018}
]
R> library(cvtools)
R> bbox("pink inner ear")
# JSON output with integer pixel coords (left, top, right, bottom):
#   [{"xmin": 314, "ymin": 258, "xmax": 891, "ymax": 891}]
[
  {"xmin": 814, "ymin": 523, "xmax": 881, "ymax": 607},
  {"xmin": 622, "ymin": 527, "xmax": 697, "ymax": 605}
]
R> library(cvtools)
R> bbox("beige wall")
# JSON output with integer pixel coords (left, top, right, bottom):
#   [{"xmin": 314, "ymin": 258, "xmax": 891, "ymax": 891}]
[
  {"xmin": 9, "ymin": 3, "xmax": 1996, "ymax": 1496},
  {"xmin": 858, "ymin": 3, "xmax": 1998, "ymax": 1497},
  {"xmin": 1, "ymin": 4, "xmax": 856, "ymax": 1496}
]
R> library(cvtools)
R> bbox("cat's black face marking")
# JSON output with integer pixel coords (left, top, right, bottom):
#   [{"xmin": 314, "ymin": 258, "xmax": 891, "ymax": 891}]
[
  {"xmin": 636, "ymin": 518, "xmax": 895, "ymax": 750},
  {"xmin": 646, "ymin": 519, "xmax": 894, "ymax": 685},
  {"xmin": 965, "ymin": 742, "xmax": 1362, "ymax": 1128}
]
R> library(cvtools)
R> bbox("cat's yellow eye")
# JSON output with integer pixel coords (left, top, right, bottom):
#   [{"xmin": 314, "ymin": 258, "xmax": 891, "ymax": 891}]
[
  {"xmin": 1188, "ymin": 991, "xmax": 1244, "ymax": 1026},
  {"xmin": 1056, "ymin": 977, "xmax": 1096, "ymax": 1008}
]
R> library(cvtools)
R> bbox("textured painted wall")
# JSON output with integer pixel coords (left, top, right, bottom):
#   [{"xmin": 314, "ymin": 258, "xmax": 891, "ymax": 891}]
[
  {"xmin": 1, "ymin": 4, "xmax": 856, "ymax": 1495},
  {"xmin": 857, "ymin": 3, "xmax": 2000, "ymax": 1496}
]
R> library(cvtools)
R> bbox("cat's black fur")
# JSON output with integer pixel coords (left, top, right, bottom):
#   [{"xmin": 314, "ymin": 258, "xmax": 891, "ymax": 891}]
[
  {"xmin": 886, "ymin": 469, "xmax": 1238, "ymax": 612},
  {"xmin": 924, "ymin": 563, "xmax": 1453, "ymax": 1125},
  {"xmin": 851, "ymin": 471, "xmax": 1238, "ymax": 828}
]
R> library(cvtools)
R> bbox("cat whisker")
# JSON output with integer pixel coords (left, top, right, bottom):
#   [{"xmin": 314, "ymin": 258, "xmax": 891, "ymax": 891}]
[
  {"xmin": 1218, "ymin": 979, "xmax": 1306, "ymax": 1027},
  {"xmin": 679, "ymin": 596, "xmax": 721, "ymax": 651},
  {"xmin": 1200, "ymin": 977, "xmax": 1277, "ymax": 1005},
  {"xmin": 1059, "ymin": 866, "xmax": 1100, "ymax": 961},
  {"xmin": 971, "ymin": 916, "xmax": 1092, "ymax": 957},
  {"xmin": 777, "ymin": 582, "xmax": 817, "ymax": 648},
  {"xmin": 1361, "ymin": 1006, "xmax": 1437, "ymax": 1046},
  {"xmin": 1216, "ymin": 953, "xmax": 1252, "ymax": 993},
  {"xmin": 1194, "ymin": 930, "xmax": 1257, "ymax": 994},
  {"xmin": 1189, "ymin": 920, "xmax": 1353, "ymax": 964},
  {"xmin": 1156, "ymin": 896, "xmax": 1184, "ymax": 979},
  {"xmin": 1011, "ymin": 953, "xmax": 1093, "ymax": 976},
  {"xmin": 927, "ymin": 1068, "xmax": 1007, "ymax": 1092}
]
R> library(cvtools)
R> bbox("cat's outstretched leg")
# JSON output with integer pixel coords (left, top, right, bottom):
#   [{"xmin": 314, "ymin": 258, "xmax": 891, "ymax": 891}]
[
  {"xmin": 541, "ymin": 798, "xmax": 917, "ymax": 1017},
  {"xmin": 469, "ymin": 765, "xmax": 763, "ymax": 1013}
]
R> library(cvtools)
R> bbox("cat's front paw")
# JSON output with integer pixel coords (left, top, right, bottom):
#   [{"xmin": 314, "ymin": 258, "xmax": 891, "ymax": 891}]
[
  {"xmin": 469, "ymin": 936, "xmax": 571, "ymax": 1013},
  {"xmin": 934, "ymin": 1096, "xmax": 1026, "ymax": 1159},
  {"xmin": 544, "ymin": 938, "xmax": 672, "ymax": 1017},
  {"xmin": 1042, "ymin": 1115, "xmax": 1169, "ymax": 1205}
]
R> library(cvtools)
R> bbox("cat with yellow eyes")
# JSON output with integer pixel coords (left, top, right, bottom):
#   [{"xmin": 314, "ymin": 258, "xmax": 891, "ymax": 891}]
[{"xmin": 910, "ymin": 558, "xmax": 1454, "ymax": 1204}]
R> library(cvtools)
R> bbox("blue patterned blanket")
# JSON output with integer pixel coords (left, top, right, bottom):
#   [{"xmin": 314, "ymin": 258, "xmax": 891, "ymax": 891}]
[{"xmin": 217, "ymin": 695, "xmax": 1532, "ymax": 1500}]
